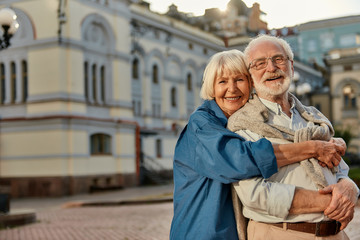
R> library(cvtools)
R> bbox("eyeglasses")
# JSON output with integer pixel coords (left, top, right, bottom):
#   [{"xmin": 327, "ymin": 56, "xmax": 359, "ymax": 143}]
[{"xmin": 248, "ymin": 54, "xmax": 290, "ymax": 70}]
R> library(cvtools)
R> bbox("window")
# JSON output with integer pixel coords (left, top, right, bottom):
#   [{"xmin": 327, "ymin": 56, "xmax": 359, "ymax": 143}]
[
  {"xmin": 340, "ymin": 34, "xmax": 356, "ymax": 47},
  {"xmin": 152, "ymin": 103, "xmax": 161, "ymax": 117},
  {"xmin": 320, "ymin": 32, "xmax": 334, "ymax": 49},
  {"xmin": 22, "ymin": 61, "xmax": 28, "ymax": 102},
  {"xmin": 11, "ymin": 62, "xmax": 16, "ymax": 103},
  {"xmin": 344, "ymin": 65, "xmax": 353, "ymax": 72},
  {"xmin": 307, "ymin": 40, "xmax": 317, "ymax": 53},
  {"xmin": 203, "ymin": 48, "xmax": 208, "ymax": 55},
  {"xmin": 171, "ymin": 87, "xmax": 177, "ymax": 107},
  {"xmin": 156, "ymin": 139, "xmax": 162, "ymax": 158},
  {"xmin": 152, "ymin": 64, "xmax": 158, "ymax": 84},
  {"xmin": 84, "ymin": 62, "xmax": 89, "ymax": 100},
  {"xmin": 100, "ymin": 66, "xmax": 105, "ymax": 102},
  {"xmin": 92, "ymin": 64, "xmax": 97, "ymax": 102},
  {"xmin": 137, "ymin": 101, "xmax": 141, "ymax": 116},
  {"xmin": 187, "ymin": 73, "xmax": 192, "ymax": 91},
  {"xmin": 90, "ymin": 133, "xmax": 112, "ymax": 155},
  {"xmin": 188, "ymin": 43, "xmax": 193, "ymax": 50},
  {"xmin": 0, "ymin": 63, "xmax": 5, "ymax": 104},
  {"xmin": 132, "ymin": 58, "xmax": 139, "ymax": 79},
  {"xmin": 343, "ymin": 85, "xmax": 356, "ymax": 109},
  {"xmin": 132, "ymin": 100, "xmax": 141, "ymax": 116}
]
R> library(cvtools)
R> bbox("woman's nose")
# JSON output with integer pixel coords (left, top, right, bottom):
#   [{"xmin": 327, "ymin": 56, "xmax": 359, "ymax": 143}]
[{"xmin": 227, "ymin": 82, "xmax": 238, "ymax": 92}]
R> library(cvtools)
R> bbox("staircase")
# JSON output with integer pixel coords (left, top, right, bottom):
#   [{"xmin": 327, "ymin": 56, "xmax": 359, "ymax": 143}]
[{"xmin": 140, "ymin": 153, "xmax": 173, "ymax": 185}]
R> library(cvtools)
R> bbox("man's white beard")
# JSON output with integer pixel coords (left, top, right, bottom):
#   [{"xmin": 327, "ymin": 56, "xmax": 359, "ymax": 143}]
[{"xmin": 254, "ymin": 75, "xmax": 291, "ymax": 99}]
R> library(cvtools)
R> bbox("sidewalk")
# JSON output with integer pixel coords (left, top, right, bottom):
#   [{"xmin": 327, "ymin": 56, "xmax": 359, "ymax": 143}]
[
  {"xmin": 4, "ymin": 184, "xmax": 360, "ymax": 240},
  {"xmin": 10, "ymin": 183, "xmax": 174, "ymax": 211},
  {"xmin": 1, "ymin": 184, "xmax": 175, "ymax": 240}
]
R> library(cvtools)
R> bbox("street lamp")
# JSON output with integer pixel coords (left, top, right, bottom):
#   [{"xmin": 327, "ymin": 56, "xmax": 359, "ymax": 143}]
[
  {"xmin": 290, "ymin": 71, "xmax": 312, "ymax": 104},
  {"xmin": 0, "ymin": 7, "xmax": 19, "ymax": 50},
  {"xmin": 289, "ymin": 71, "xmax": 300, "ymax": 94}
]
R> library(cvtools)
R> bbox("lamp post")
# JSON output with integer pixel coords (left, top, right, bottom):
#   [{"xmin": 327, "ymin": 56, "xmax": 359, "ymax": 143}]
[
  {"xmin": 0, "ymin": 7, "xmax": 19, "ymax": 50},
  {"xmin": 290, "ymin": 71, "xmax": 312, "ymax": 104}
]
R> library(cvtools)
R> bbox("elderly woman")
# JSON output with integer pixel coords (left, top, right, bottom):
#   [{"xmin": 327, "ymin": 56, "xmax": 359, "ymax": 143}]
[{"xmin": 169, "ymin": 50, "xmax": 344, "ymax": 240}]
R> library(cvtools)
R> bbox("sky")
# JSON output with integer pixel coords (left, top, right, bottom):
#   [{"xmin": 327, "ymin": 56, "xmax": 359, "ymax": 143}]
[{"xmin": 147, "ymin": 0, "xmax": 360, "ymax": 29}]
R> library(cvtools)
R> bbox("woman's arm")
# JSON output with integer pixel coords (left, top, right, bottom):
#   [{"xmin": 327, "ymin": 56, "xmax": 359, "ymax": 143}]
[{"xmin": 273, "ymin": 140, "xmax": 343, "ymax": 168}]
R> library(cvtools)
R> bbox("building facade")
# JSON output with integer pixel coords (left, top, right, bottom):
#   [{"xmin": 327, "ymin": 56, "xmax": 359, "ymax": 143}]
[
  {"xmin": 296, "ymin": 15, "xmax": 360, "ymax": 67},
  {"xmin": 0, "ymin": 0, "xmax": 224, "ymax": 197},
  {"xmin": 325, "ymin": 48, "xmax": 360, "ymax": 154}
]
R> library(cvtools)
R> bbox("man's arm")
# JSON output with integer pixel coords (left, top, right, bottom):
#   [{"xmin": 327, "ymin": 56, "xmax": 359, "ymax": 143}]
[
  {"xmin": 289, "ymin": 188, "xmax": 331, "ymax": 214},
  {"xmin": 234, "ymin": 178, "xmax": 332, "ymax": 220}
]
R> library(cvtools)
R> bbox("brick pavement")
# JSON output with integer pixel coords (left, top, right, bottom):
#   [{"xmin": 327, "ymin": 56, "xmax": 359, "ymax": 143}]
[
  {"xmin": 0, "ymin": 202, "xmax": 173, "ymax": 240},
  {"xmin": 1, "ymin": 203, "xmax": 359, "ymax": 240},
  {"xmin": 1, "ymin": 182, "xmax": 360, "ymax": 240}
]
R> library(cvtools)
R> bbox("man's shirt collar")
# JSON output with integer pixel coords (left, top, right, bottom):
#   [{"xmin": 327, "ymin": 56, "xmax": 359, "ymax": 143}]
[{"xmin": 258, "ymin": 96, "xmax": 296, "ymax": 115}]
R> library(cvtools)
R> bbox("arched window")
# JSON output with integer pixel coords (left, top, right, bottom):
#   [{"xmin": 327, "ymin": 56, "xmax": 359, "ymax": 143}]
[
  {"xmin": 92, "ymin": 64, "xmax": 97, "ymax": 102},
  {"xmin": 11, "ymin": 62, "xmax": 16, "ymax": 103},
  {"xmin": 0, "ymin": 63, "xmax": 5, "ymax": 104},
  {"xmin": 100, "ymin": 66, "xmax": 105, "ymax": 102},
  {"xmin": 152, "ymin": 64, "xmax": 158, "ymax": 84},
  {"xmin": 90, "ymin": 133, "xmax": 112, "ymax": 155},
  {"xmin": 132, "ymin": 58, "xmax": 139, "ymax": 79},
  {"xmin": 171, "ymin": 87, "xmax": 177, "ymax": 107},
  {"xmin": 187, "ymin": 73, "xmax": 192, "ymax": 91},
  {"xmin": 156, "ymin": 139, "xmax": 162, "ymax": 158},
  {"xmin": 84, "ymin": 62, "xmax": 89, "ymax": 100},
  {"xmin": 22, "ymin": 60, "xmax": 28, "ymax": 102},
  {"xmin": 343, "ymin": 85, "xmax": 356, "ymax": 109}
]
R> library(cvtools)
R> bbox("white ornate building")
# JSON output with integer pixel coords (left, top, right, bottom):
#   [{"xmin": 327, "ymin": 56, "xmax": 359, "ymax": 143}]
[{"xmin": 0, "ymin": 0, "xmax": 226, "ymax": 197}]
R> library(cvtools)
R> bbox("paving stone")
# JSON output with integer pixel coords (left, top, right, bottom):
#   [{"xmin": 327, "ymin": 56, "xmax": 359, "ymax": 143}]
[{"xmin": 0, "ymin": 203, "xmax": 173, "ymax": 240}]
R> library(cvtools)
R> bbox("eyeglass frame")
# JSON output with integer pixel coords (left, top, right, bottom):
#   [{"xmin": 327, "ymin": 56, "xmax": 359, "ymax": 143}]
[{"xmin": 248, "ymin": 54, "xmax": 290, "ymax": 70}]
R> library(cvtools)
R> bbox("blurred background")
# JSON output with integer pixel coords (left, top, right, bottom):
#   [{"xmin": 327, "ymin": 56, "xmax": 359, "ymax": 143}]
[{"xmin": 0, "ymin": 0, "xmax": 360, "ymax": 201}]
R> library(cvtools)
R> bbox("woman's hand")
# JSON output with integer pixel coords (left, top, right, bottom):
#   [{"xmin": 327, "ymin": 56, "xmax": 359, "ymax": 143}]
[
  {"xmin": 274, "ymin": 140, "xmax": 344, "ymax": 168},
  {"xmin": 314, "ymin": 140, "xmax": 343, "ymax": 168},
  {"xmin": 330, "ymin": 138, "xmax": 347, "ymax": 155}
]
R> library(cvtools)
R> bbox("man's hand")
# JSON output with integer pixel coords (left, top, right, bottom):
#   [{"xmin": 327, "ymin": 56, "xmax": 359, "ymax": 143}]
[{"xmin": 319, "ymin": 178, "xmax": 358, "ymax": 230}]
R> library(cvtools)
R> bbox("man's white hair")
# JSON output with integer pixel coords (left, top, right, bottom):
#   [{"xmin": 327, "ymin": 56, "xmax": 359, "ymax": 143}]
[{"xmin": 244, "ymin": 34, "xmax": 294, "ymax": 66}]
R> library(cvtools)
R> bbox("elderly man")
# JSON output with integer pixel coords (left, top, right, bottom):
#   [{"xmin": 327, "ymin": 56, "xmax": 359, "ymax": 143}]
[{"xmin": 228, "ymin": 35, "xmax": 359, "ymax": 240}]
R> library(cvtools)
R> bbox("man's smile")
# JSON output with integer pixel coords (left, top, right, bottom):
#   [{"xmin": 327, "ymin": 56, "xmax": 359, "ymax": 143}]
[{"xmin": 266, "ymin": 76, "xmax": 282, "ymax": 81}]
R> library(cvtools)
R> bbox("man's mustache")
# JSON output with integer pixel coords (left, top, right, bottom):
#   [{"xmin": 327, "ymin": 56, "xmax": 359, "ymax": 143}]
[{"xmin": 260, "ymin": 70, "xmax": 287, "ymax": 82}]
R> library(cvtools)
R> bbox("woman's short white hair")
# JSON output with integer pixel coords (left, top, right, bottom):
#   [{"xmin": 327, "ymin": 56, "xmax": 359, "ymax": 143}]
[
  {"xmin": 244, "ymin": 34, "xmax": 294, "ymax": 66},
  {"xmin": 200, "ymin": 49, "xmax": 249, "ymax": 100}
]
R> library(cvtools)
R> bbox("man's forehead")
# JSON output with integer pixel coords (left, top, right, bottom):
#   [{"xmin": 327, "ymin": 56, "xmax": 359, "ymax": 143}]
[{"xmin": 249, "ymin": 41, "xmax": 285, "ymax": 58}]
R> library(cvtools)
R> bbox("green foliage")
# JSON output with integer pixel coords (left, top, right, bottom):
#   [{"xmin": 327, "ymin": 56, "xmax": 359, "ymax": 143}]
[
  {"xmin": 349, "ymin": 167, "xmax": 360, "ymax": 179},
  {"xmin": 349, "ymin": 167, "xmax": 360, "ymax": 188},
  {"xmin": 334, "ymin": 126, "xmax": 353, "ymax": 146}
]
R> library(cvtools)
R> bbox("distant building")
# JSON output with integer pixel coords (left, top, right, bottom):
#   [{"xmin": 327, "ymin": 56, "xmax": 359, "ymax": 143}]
[
  {"xmin": 164, "ymin": 0, "xmax": 267, "ymax": 38},
  {"xmin": 325, "ymin": 47, "xmax": 360, "ymax": 154},
  {"xmin": 275, "ymin": 15, "xmax": 360, "ymax": 67}
]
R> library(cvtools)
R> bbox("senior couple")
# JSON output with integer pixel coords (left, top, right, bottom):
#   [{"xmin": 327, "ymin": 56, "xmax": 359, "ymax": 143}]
[{"xmin": 170, "ymin": 35, "xmax": 359, "ymax": 240}]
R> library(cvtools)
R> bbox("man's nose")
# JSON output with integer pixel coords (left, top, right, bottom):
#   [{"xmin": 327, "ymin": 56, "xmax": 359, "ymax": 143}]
[{"xmin": 266, "ymin": 58, "xmax": 277, "ymax": 71}]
